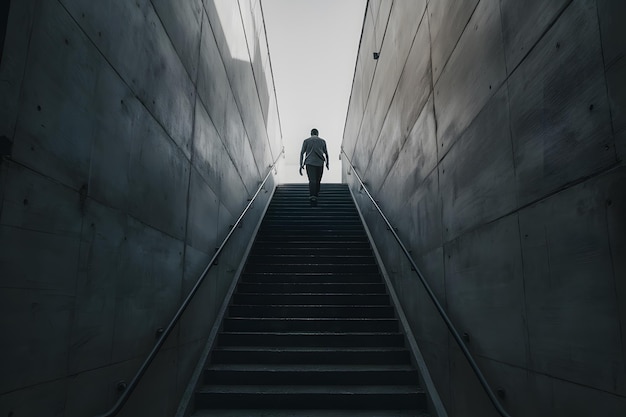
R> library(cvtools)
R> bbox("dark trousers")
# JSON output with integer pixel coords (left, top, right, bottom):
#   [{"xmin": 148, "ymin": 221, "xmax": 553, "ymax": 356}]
[{"xmin": 306, "ymin": 165, "xmax": 323, "ymax": 197}]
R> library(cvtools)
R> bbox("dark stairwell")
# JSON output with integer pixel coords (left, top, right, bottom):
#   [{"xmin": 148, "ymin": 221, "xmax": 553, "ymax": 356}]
[{"xmin": 186, "ymin": 184, "xmax": 433, "ymax": 416}]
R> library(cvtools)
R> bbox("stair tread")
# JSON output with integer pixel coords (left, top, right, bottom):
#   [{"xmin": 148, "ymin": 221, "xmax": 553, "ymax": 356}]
[
  {"xmin": 193, "ymin": 410, "xmax": 430, "ymax": 417},
  {"xmin": 219, "ymin": 331, "xmax": 403, "ymax": 336},
  {"xmin": 206, "ymin": 364, "xmax": 416, "ymax": 372},
  {"xmin": 198, "ymin": 385, "xmax": 424, "ymax": 394},
  {"xmin": 214, "ymin": 346, "xmax": 408, "ymax": 352}
]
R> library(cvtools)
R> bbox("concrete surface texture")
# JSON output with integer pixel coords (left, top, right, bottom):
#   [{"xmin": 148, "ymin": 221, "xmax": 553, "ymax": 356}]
[
  {"xmin": 0, "ymin": 0, "xmax": 282, "ymax": 416},
  {"xmin": 341, "ymin": 0, "xmax": 626, "ymax": 416}
]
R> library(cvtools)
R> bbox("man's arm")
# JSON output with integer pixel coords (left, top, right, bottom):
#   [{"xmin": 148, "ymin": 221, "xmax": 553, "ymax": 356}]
[
  {"xmin": 324, "ymin": 142, "xmax": 329, "ymax": 169},
  {"xmin": 299, "ymin": 141, "xmax": 306, "ymax": 175}
]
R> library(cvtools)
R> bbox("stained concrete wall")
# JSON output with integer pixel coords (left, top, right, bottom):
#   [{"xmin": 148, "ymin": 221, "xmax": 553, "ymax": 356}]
[
  {"xmin": 0, "ymin": 1, "xmax": 282, "ymax": 416},
  {"xmin": 342, "ymin": 0, "xmax": 626, "ymax": 416}
]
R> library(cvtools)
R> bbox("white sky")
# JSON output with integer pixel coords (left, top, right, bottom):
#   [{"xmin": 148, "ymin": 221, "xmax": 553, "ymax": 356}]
[{"xmin": 262, "ymin": 0, "xmax": 366, "ymax": 183}]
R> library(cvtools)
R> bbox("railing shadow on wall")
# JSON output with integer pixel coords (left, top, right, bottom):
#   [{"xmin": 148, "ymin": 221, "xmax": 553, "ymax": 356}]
[
  {"xmin": 341, "ymin": 147, "xmax": 512, "ymax": 417},
  {"xmin": 93, "ymin": 147, "xmax": 284, "ymax": 417}
]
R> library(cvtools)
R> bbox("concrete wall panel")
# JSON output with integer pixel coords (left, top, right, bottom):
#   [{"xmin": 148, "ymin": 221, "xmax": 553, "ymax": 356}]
[
  {"xmin": 551, "ymin": 374, "xmax": 626, "ymax": 416},
  {"xmin": 0, "ymin": 379, "xmax": 67, "ymax": 417},
  {"xmin": 499, "ymin": 0, "xmax": 570, "ymax": 72},
  {"xmin": 186, "ymin": 167, "xmax": 219, "ymax": 252},
  {"xmin": 0, "ymin": 225, "xmax": 80, "ymax": 292},
  {"xmin": 596, "ymin": 0, "xmax": 626, "ymax": 67},
  {"xmin": 445, "ymin": 215, "xmax": 527, "ymax": 367},
  {"xmin": 12, "ymin": 0, "xmax": 99, "ymax": 190},
  {"xmin": 192, "ymin": 100, "xmax": 225, "ymax": 192},
  {"xmin": 0, "ymin": 288, "xmax": 74, "ymax": 393},
  {"xmin": 434, "ymin": 0, "xmax": 506, "ymax": 157},
  {"xmin": 440, "ymin": 87, "xmax": 517, "ymax": 241},
  {"xmin": 508, "ymin": 0, "xmax": 614, "ymax": 206},
  {"xmin": 603, "ymin": 167, "xmax": 626, "ymax": 396},
  {"xmin": 405, "ymin": 170, "xmax": 442, "ymax": 255},
  {"xmin": 520, "ymin": 171, "xmax": 624, "ymax": 393},
  {"xmin": 1, "ymin": 163, "xmax": 82, "ymax": 236},
  {"xmin": 179, "ymin": 245, "xmax": 217, "ymax": 344},
  {"xmin": 60, "ymin": 0, "xmax": 196, "ymax": 157},
  {"xmin": 0, "ymin": 0, "xmax": 37, "ymax": 139},
  {"xmin": 385, "ymin": 1, "xmax": 427, "ymax": 92},
  {"xmin": 342, "ymin": 9, "xmax": 376, "ymax": 158},
  {"xmin": 360, "ymin": 2, "xmax": 424, "ymax": 176},
  {"xmin": 618, "ymin": 130, "xmax": 626, "ymax": 165},
  {"xmin": 88, "ymin": 66, "xmax": 140, "ymax": 212},
  {"xmin": 151, "ymin": 0, "xmax": 203, "ymax": 80},
  {"xmin": 400, "ymin": 247, "xmax": 447, "ymax": 346},
  {"xmin": 448, "ymin": 349, "xmax": 511, "ymax": 417},
  {"xmin": 391, "ymin": 16, "xmax": 432, "ymax": 144},
  {"xmin": 384, "ymin": 97, "xmax": 437, "ymax": 210},
  {"xmin": 606, "ymin": 57, "xmax": 626, "ymax": 134},
  {"xmin": 109, "ymin": 217, "xmax": 184, "ymax": 363},
  {"xmin": 128, "ymin": 112, "xmax": 190, "ymax": 240},
  {"xmin": 428, "ymin": 0, "xmax": 479, "ymax": 83},
  {"xmin": 71, "ymin": 201, "xmax": 125, "ymax": 374}
]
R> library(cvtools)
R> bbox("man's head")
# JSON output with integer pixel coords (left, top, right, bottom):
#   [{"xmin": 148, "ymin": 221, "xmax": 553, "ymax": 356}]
[{"xmin": 311, "ymin": 128, "xmax": 319, "ymax": 136}]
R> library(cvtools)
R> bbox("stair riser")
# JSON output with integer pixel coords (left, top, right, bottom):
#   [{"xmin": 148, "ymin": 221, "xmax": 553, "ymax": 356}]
[
  {"xmin": 211, "ymin": 350, "xmax": 411, "ymax": 365},
  {"xmin": 204, "ymin": 370, "xmax": 419, "ymax": 386},
  {"xmin": 240, "ymin": 274, "xmax": 382, "ymax": 284},
  {"xmin": 232, "ymin": 294, "xmax": 390, "ymax": 305},
  {"xmin": 222, "ymin": 320, "xmax": 399, "ymax": 333},
  {"xmin": 237, "ymin": 283, "xmax": 386, "ymax": 293},
  {"xmin": 250, "ymin": 248, "xmax": 373, "ymax": 257},
  {"xmin": 255, "ymin": 235, "xmax": 370, "ymax": 243},
  {"xmin": 228, "ymin": 305, "xmax": 396, "ymax": 318},
  {"xmin": 244, "ymin": 265, "xmax": 378, "ymax": 274},
  {"xmin": 258, "ymin": 229, "xmax": 367, "ymax": 236},
  {"xmin": 246, "ymin": 257, "xmax": 376, "ymax": 265},
  {"xmin": 217, "ymin": 333, "xmax": 405, "ymax": 347},
  {"xmin": 251, "ymin": 242, "xmax": 371, "ymax": 249},
  {"xmin": 195, "ymin": 392, "xmax": 426, "ymax": 410}
]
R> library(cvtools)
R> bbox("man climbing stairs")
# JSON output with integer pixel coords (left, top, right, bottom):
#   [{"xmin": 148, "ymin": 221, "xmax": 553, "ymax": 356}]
[{"xmin": 190, "ymin": 184, "xmax": 431, "ymax": 416}]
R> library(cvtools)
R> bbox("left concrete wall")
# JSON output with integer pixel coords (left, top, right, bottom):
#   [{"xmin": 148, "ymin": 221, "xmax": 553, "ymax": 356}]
[{"xmin": 0, "ymin": 1, "xmax": 282, "ymax": 416}]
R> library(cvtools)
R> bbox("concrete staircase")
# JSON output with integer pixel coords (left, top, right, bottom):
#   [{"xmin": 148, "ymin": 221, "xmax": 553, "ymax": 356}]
[{"xmin": 191, "ymin": 184, "xmax": 430, "ymax": 416}]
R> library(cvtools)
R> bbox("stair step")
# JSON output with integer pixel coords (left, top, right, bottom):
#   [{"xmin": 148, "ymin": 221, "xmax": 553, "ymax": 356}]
[
  {"xmin": 250, "ymin": 247, "xmax": 372, "ymax": 255},
  {"xmin": 210, "ymin": 347, "xmax": 411, "ymax": 365},
  {"xmin": 217, "ymin": 332, "xmax": 405, "ymax": 347},
  {"xmin": 246, "ymin": 255, "xmax": 376, "ymax": 265},
  {"xmin": 192, "ymin": 409, "xmax": 430, "ymax": 416},
  {"xmin": 240, "ymin": 273, "xmax": 382, "ymax": 284},
  {"xmin": 237, "ymin": 283, "xmax": 386, "ymax": 294},
  {"xmin": 232, "ymin": 294, "xmax": 390, "ymax": 305},
  {"xmin": 255, "ymin": 235, "xmax": 370, "ymax": 243},
  {"xmin": 222, "ymin": 318, "xmax": 399, "ymax": 333},
  {"xmin": 244, "ymin": 264, "xmax": 378, "ymax": 274},
  {"xmin": 228, "ymin": 305, "xmax": 395, "ymax": 318},
  {"xmin": 204, "ymin": 364, "xmax": 419, "ymax": 385},
  {"xmin": 195, "ymin": 385, "xmax": 426, "ymax": 410},
  {"xmin": 252, "ymin": 243, "xmax": 371, "ymax": 251}
]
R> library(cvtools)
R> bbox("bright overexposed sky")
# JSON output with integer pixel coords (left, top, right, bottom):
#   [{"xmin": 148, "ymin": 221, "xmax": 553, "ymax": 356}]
[{"xmin": 262, "ymin": 0, "xmax": 366, "ymax": 183}]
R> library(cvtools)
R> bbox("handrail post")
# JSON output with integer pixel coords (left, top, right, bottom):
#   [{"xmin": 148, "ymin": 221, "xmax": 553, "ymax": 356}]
[
  {"xmin": 94, "ymin": 147, "xmax": 284, "ymax": 417},
  {"xmin": 341, "ymin": 148, "xmax": 512, "ymax": 417}
]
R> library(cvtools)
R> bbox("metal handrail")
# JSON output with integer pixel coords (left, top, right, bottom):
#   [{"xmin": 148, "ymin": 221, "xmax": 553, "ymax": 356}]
[
  {"xmin": 95, "ymin": 147, "xmax": 284, "ymax": 417},
  {"xmin": 341, "ymin": 148, "xmax": 512, "ymax": 417}
]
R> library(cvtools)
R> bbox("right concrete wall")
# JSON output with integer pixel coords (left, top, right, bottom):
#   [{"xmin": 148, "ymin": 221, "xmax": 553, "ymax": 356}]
[{"xmin": 342, "ymin": 1, "xmax": 625, "ymax": 415}]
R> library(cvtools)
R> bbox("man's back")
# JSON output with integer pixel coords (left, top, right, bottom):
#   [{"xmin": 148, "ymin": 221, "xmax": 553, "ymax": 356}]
[{"xmin": 301, "ymin": 136, "xmax": 327, "ymax": 166}]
